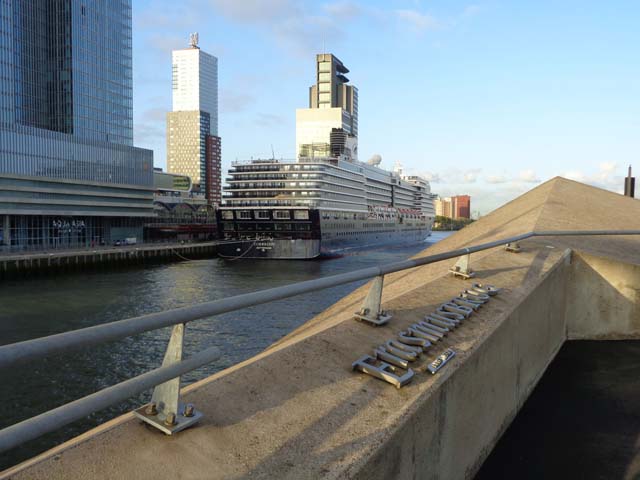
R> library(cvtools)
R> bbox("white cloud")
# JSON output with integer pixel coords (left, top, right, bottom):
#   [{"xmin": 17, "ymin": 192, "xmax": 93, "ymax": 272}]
[
  {"xmin": 414, "ymin": 168, "xmax": 481, "ymax": 184},
  {"xmin": 561, "ymin": 162, "xmax": 624, "ymax": 193},
  {"xmin": 598, "ymin": 161, "xmax": 617, "ymax": 175},
  {"xmin": 145, "ymin": 34, "xmax": 188, "ymax": 56},
  {"xmin": 323, "ymin": 1, "xmax": 362, "ymax": 19},
  {"xmin": 208, "ymin": 0, "xmax": 298, "ymax": 23},
  {"xmin": 421, "ymin": 171, "xmax": 443, "ymax": 183},
  {"xmin": 396, "ymin": 9, "xmax": 439, "ymax": 33},
  {"xmin": 207, "ymin": 0, "xmax": 356, "ymax": 56},
  {"xmin": 462, "ymin": 168, "xmax": 481, "ymax": 183},
  {"xmin": 562, "ymin": 171, "xmax": 586, "ymax": 182},
  {"xmin": 518, "ymin": 169, "xmax": 541, "ymax": 183},
  {"xmin": 485, "ymin": 174, "xmax": 508, "ymax": 184}
]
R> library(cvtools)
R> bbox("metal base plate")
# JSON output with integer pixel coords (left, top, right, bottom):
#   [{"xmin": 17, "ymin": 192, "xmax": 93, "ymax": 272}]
[
  {"xmin": 354, "ymin": 312, "xmax": 392, "ymax": 326},
  {"xmin": 134, "ymin": 403, "xmax": 203, "ymax": 435},
  {"xmin": 448, "ymin": 268, "xmax": 476, "ymax": 279}
]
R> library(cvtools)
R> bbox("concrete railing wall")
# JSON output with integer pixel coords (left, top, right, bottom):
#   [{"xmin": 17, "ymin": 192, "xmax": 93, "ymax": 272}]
[
  {"xmin": 567, "ymin": 252, "xmax": 640, "ymax": 340},
  {"xmin": 354, "ymin": 251, "xmax": 572, "ymax": 480}
]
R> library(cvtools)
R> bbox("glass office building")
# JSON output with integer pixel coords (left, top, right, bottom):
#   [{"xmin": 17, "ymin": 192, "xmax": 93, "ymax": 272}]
[{"xmin": 0, "ymin": 0, "xmax": 155, "ymax": 250}]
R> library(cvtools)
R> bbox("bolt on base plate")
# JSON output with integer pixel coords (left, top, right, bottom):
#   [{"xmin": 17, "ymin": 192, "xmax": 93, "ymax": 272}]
[
  {"xmin": 505, "ymin": 242, "xmax": 522, "ymax": 253},
  {"xmin": 134, "ymin": 403, "xmax": 203, "ymax": 435}
]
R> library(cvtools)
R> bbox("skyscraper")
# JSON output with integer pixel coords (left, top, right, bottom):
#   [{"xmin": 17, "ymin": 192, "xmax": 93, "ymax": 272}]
[
  {"xmin": 296, "ymin": 54, "xmax": 358, "ymax": 160},
  {"xmin": 167, "ymin": 34, "xmax": 221, "ymax": 204},
  {"xmin": 435, "ymin": 196, "xmax": 471, "ymax": 219},
  {"xmin": 0, "ymin": 0, "xmax": 154, "ymax": 249}
]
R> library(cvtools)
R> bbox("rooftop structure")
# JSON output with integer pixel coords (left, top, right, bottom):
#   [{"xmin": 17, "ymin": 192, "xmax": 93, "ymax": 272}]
[
  {"xmin": 170, "ymin": 36, "xmax": 218, "ymax": 129},
  {"xmin": 296, "ymin": 54, "xmax": 358, "ymax": 160}
]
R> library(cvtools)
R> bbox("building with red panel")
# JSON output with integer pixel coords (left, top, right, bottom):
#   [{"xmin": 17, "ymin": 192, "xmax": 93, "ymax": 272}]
[{"xmin": 452, "ymin": 195, "xmax": 471, "ymax": 219}]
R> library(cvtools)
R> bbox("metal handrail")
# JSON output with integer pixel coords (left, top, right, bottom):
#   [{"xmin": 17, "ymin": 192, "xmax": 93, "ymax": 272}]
[{"xmin": 0, "ymin": 229, "xmax": 639, "ymax": 454}]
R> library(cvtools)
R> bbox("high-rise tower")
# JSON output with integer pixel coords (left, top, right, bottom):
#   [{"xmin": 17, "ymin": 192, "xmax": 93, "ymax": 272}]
[
  {"xmin": 296, "ymin": 54, "xmax": 358, "ymax": 160},
  {"xmin": 166, "ymin": 33, "xmax": 221, "ymax": 204}
]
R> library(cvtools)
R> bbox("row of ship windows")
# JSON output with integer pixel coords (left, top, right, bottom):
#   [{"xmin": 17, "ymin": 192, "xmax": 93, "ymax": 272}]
[
  {"xmin": 233, "ymin": 165, "xmax": 364, "ymax": 182},
  {"xmin": 220, "ymin": 210, "xmax": 309, "ymax": 220},
  {"xmin": 229, "ymin": 172, "xmax": 363, "ymax": 185},
  {"xmin": 320, "ymin": 212, "xmax": 424, "ymax": 221},
  {"xmin": 329, "ymin": 228, "xmax": 427, "ymax": 236},
  {"xmin": 227, "ymin": 182, "xmax": 363, "ymax": 192},
  {"xmin": 227, "ymin": 188, "xmax": 362, "ymax": 198},
  {"xmin": 224, "ymin": 223, "xmax": 311, "ymax": 232}
]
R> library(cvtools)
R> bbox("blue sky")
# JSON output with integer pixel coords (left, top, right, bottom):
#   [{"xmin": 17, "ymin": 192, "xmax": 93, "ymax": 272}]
[{"xmin": 132, "ymin": 0, "xmax": 640, "ymax": 214}]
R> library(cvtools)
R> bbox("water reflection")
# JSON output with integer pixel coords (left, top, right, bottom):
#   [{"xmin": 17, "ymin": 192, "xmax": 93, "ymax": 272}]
[{"xmin": 0, "ymin": 233, "xmax": 451, "ymax": 469}]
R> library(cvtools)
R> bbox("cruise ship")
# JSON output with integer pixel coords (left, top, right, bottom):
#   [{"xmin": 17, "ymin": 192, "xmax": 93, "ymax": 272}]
[
  {"xmin": 216, "ymin": 52, "xmax": 436, "ymax": 259},
  {"xmin": 216, "ymin": 156, "xmax": 435, "ymax": 259}
]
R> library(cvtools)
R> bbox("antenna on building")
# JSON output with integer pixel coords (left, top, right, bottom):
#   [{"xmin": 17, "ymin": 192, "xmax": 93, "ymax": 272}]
[
  {"xmin": 271, "ymin": 144, "xmax": 275, "ymax": 160},
  {"xmin": 189, "ymin": 32, "xmax": 199, "ymax": 48}
]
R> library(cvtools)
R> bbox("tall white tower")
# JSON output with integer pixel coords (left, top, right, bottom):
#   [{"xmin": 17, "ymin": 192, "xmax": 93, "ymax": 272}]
[
  {"xmin": 167, "ymin": 35, "xmax": 221, "ymax": 203},
  {"xmin": 171, "ymin": 35, "xmax": 218, "ymax": 134}
]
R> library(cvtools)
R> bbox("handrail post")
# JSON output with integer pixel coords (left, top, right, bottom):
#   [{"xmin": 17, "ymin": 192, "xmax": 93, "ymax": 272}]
[
  {"xmin": 354, "ymin": 275, "xmax": 392, "ymax": 326},
  {"xmin": 133, "ymin": 323, "xmax": 202, "ymax": 434},
  {"xmin": 449, "ymin": 252, "xmax": 475, "ymax": 279}
]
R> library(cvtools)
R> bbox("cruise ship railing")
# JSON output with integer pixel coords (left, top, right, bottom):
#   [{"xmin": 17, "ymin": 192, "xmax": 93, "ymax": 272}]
[{"xmin": 1, "ymin": 229, "xmax": 639, "ymax": 454}]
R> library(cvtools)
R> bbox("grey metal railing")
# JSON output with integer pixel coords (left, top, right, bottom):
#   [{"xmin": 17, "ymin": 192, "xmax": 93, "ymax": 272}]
[{"xmin": 1, "ymin": 229, "xmax": 639, "ymax": 454}]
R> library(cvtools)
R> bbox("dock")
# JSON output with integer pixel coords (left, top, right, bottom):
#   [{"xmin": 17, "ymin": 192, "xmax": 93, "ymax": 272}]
[
  {"xmin": 3, "ymin": 177, "xmax": 640, "ymax": 479},
  {"xmin": 0, "ymin": 241, "xmax": 225, "ymax": 278}
]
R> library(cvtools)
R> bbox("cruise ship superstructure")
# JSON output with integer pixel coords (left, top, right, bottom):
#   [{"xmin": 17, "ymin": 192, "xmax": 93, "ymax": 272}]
[{"xmin": 216, "ymin": 54, "xmax": 435, "ymax": 259}]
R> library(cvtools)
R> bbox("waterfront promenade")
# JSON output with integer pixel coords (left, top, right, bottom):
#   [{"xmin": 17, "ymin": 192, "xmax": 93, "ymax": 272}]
[{"xmin": 3, "ymin": 178, "xmax": 640, "ymax": 479}]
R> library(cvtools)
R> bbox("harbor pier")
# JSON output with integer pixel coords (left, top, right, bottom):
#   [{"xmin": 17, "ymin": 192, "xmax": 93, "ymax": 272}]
[
  {"xmin": 2, "ymin": 178, "xmax": 640, "ymax": 479},
  {"xmin": 0, "ymin": 242, "xmax": 222, "ymax": 279}
]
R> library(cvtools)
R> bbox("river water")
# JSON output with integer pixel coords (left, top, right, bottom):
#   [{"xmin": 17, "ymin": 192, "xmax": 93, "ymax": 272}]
[{"xmin": 0, "ymin": 232, "xmax": 450, "ymax": 470}]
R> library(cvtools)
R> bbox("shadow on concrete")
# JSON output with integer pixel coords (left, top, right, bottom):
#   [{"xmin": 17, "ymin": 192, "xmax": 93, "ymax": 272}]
[
  {"xmin": 475, "ymin": 340, "xmax": 640, "ymax": 480},
  {"xmin": 566, "ymin": 252, "xmax": 640, "ymax": 339}
]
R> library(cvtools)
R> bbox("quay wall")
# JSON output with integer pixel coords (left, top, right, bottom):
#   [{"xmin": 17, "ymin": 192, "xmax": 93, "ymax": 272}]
[{"xmin": 0, "ymin": 242, "xmax": 218, "ymax": 279}]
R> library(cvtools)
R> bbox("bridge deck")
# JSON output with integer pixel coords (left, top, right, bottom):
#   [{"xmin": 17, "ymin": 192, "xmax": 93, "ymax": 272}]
[{"xmin": 3, "ymin": 177, "xmax": 640, "ymax": 479}]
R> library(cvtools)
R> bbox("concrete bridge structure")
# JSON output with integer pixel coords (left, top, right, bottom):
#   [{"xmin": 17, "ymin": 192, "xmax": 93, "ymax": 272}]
[{"xmin": 3, "ymin": 177, "xmax": 640, "ymax": 479}]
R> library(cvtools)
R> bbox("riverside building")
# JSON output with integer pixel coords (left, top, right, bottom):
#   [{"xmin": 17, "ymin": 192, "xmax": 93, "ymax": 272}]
[
  {"xmin": 0, "ymin": 0, "xmax": 154, "ymax": 250},
  {"xmin": 166, "ymin": 34, "xmax": 221, "ymax": 205}
]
